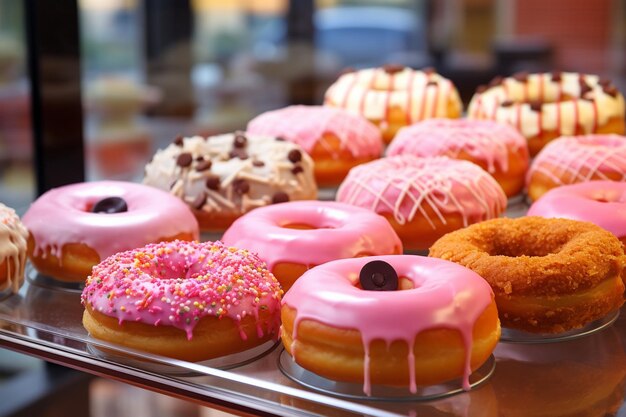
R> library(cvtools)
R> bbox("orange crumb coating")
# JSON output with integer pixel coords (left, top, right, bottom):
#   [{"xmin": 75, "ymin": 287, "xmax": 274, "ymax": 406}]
[
  {"xmin": 281, "ymin": 299, "xmax": 500, "ymax": 387},
  {"xmin": 429, "ymin": 217, "xmax": 626, "ymax": 333},
  {"xmin": 27, "ymin": 232, "xmax": 196, "ymax": 282},
  {"xmin": 83, "ymin": 305, "xmax": 277, "ymax": 362}
]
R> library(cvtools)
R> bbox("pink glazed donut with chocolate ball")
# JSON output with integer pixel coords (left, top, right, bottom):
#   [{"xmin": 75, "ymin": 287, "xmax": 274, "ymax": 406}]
[
  {"xmin": 23, "ymin": 181, "xmax": 199, "ymax": 282},
  {"xmin": 528, "ymin": 180, "xmax": 626, "ymax": 244},
  {"xmin": 222, "ymin": 201, "xmax": 402, "ymax": 291}
]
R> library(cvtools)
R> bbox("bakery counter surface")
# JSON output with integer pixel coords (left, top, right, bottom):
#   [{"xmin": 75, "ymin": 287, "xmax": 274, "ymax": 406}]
[{"xmin": 1, "ymin": 198, "xmax": 626, "ymax": 416}]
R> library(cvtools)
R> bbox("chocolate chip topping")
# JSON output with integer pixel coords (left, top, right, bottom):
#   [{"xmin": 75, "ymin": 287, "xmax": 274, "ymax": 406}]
[
  {"xmin": 205, "ymin": 175, "xmax": 221, "ymax": 191},
  {"xmin": 232, "ymin": 178, "xmax": 250, "ymax": 195},
  {"xmin": 288, "ymin": 149, "xmax": 302, "ymax": 163},
  {"xmin": 92, "ymin": 197, "xmax": 128, "ymax": 214},
  {"xmin": 252, "ymin": 160, "xmax": 265, "ymax": 167},
  {"xmin": 174, "ymin": 135, "xmax": 184, "ymax": 146},
  {"xmin": 551, "ymin": 71, "xmax": 562, "ymax": 82},
  {"xmin": 195, "ymin": 160, "xmax": 212, "ymax": 172},
  {"xmin": 233, "ymin": 132, "xmax": 247, "ymax": 148},
  {"xmin": 271, "ymin": 192, "xmax": 290, "ymax": 204},
  {"xmin": 426, "ymin": 80, "xmax": 438, "ymax": 86},
  {"xmin": 529, "ymin": 101, "xmax": 542, "ymax": 112},
  {"xmin": 191, "ymin": 192, "xmax": 207, "ymax": 209},
  {"xmin": 501, "ymin": 100, "xmax": 514, "ymax": 107},
  {"xmin": 229, "ymin": 149, "xmax": 249, "ymax": 160},
  {"xmin": 176, "ymin": 152, "xmax": 193, "ymax": 167},
  {"xmin": 579, "ymin": 81, "xmax": 593, "ymax": 96},
  {"xmin": 475, "ymin": 85, "xmax": 487, "ymax": 94},
  {"xmin": 603, "ymin": 85, "xmax": 619, "ymax": 98},
  {"xmin": 291, "ymin": 165, "xmax": 304, "ymax": 175},
  {"xmin": 359, "ymin": 260, "xmax": 398, "ymax": 291},
  {"xmin": 195, "ymin": 155, "xmax": 205, "ymax": 161},
  {"xmin": 382, "ymin": 63, "xmax": 405, "ymax": 74},
  {"xmin": 489, "ymin": 76, "xmax": 503, "ymax": 87},
  {"xmin": 512, "ymin": 71, "xmax": 529, "ymax": 82},
  {"xmin": 275, "ymin": 136, "xmax": 286, "ymax": 142},
  {"xmin": 599, "ymin": 78, "xmax": 612, "ymax": 87}
]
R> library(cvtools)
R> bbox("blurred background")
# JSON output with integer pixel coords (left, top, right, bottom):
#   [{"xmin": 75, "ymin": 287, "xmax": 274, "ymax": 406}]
[{"xmin": 0, "ymin": 0, "xmax": 625, "ymax": 415}]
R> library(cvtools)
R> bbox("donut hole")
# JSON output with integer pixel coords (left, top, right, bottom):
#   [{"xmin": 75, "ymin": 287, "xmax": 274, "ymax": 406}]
[
  {"xmin": 280, "ymin": 222, "xmax": 333, "ymax": 230},
  {"xmin": 484, "ymin": 230, "xmax": 570, "ymax": 258}
]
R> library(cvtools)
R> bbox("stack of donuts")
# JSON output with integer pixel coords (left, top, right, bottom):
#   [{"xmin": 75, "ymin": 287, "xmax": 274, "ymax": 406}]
[{"xmin": 5, "ymin": 65, "xmax": 626, "ymax": 402}]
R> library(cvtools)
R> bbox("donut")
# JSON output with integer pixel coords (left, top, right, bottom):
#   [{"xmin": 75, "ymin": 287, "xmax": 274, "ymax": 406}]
[
  {"xmin": 387, "ymin": 118, "xmax": 529, "ymax": 197},
  {"xmin": 247, "ymin": 105, "xmax": 383, "ymax": 186},
  {"xmin": 81, "ymin": 240, "xmax": 282, "ymax": 361},
  {"xmin": 526, "ymin": 134, "xmax": 626, "ymax": 201},
  {"xmin": 528, "ymin": 181, "xmax": 626, "ymax": 244},
  {"xmin": 143, "ymin": 133, "xmax": 317, "ymax": 231},
  {"xmin": 336, "ymin": 155, "xmax": 507, "ymax": 251},
  {"xmin": 467, "ymin": 71, "xmax": 625, "ymax": 156},
  {"xmin": 23, "ymin": 181, "xmax": 199, "ymax": 282},
  {"xmin": 281, "ymin": 256, "xmax": 500, "ymax": 395},
  {"xmin": 222, "ymin": 201, "xmax": 402, "ymax": 291},
  {"xmin": 0, "ymin": 203, "xmax": 28, "ymax": 293},
  {"xmin": 429, "ymin": 217, "xmax": 626, "ymax": 333},
  {"xmin": 324, "ymin": 65, "xmax": 462, "ymax": 143}
]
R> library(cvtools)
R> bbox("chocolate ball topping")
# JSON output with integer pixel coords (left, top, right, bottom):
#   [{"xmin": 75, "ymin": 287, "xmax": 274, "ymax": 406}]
[
  {"xmin": 382, "ymin": 63, "xmax": 405, "ymax": 74},
  {"xmin": 529, "ymin": 101, "xmax": 542, "ymax": 112},
  {"xmin": 291, "ymin": 165, "xmax": 304, "ymax": 175},
  {"xmin": 174, "ymin": 135, "xmax": 184, "ymax": 147},
  {"xmin": 205, "ymin": 175, "xmax": 221, "ymax": 191},
  {"xmin": 271, "ymin": 192, "xmax": 290, "ymax": 204},
  {"xmin": 500, "ymin": 100, "xmax": 514, "ymax": 107},
  {"xmin": 551, "ymin": 71, "xmax": 562, "ymax": 82},
  {"xmin": 359, "ymin": 260, "xmax": 399, "ymax": 291},
  {"xmin": 92, "ymin": 197, "xmax": 128, "ymax": 214},
  {"xmin": 232, "ymin": 178, "xmax": 250, "ymax": 195},
  {"xmin": 176, "ymin": 152, "xmax": 193, "ymax": 167},
  {"xmin": 233, "ymin": 132, "xmax": 247, "ymax": 148},
  {"xmin": 195, "ymin": 160, "xmax": 212, "ymax": 172},
  {"xmin": 288, "ymin": 149, "xmax": 302, "ymax": 163},
  {"xmin": 512, "ymin": 71, "xmax": 529, "ymax": 82}
]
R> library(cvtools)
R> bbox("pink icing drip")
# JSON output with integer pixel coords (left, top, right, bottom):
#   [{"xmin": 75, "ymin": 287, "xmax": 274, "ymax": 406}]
[
  {"xmin": 81, "ymin": 240, "xmax": 282, "ymax": 338},
  {"xmin": 222, "ymin": 201, "xmax": 402, "ymax": 270},
  {"xmin": 528, "ymin": 180, "xmax": 626, "ymax": 238},
  {"xmin": 23, "ymin": 181, "xmax": 199, "ymax": 261},
  {"xmin": 336, "ymin": 155, "xmax": 507, "ymax": 228},
  {"xmin": 282, "ymin": 255, "xmax": 494, "ymax": 395},
  {"xmin": 527, "ymin": 134, "xmax": 626, "ymax": 186},
  {"xmin": 387, "ymin": 118, "xmax": 528, "ymax": 174},
  {"xmin": 247, "ymin": 105, "xmax": 382, "ymax": 158}
]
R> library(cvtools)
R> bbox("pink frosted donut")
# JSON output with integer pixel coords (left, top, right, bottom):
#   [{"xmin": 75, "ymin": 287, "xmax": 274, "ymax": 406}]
[
  {"xmin": 222, "ymin": 200, "xmax": 402, "ymax": 290},
  {"xmin": 528, "ymin": 180, "xmax": 626, "ymax": 242},
  {"xmin": 23, "ymin": 181, "xmax": 199, "ymax": 282},
  {"xmin": 281, "ymin": 255, "xmax": 500, "ymax": 395},
  {"xmin": 526, "ymin": 134, "xmax": 626, "ymax": 201},
  {"xmin": 387, "ymin": 118, "xmax": 529, "ymax": 197},
  {"xmin": 336, "ymin": 155, "xmax": 507, "ymax": 251},
  {"xmin": 82, "ymin": 240, "xmax": 282, "ymax": 361},
  {"xmin": 247, "ymin": 105, "xmax": 383, "ymax": 186}
]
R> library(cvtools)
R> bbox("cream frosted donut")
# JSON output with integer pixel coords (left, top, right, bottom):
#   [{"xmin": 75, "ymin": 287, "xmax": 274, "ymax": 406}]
[
  {"xmin": 143, "ymin": 133, "xmax": 317, "ymax": 231},
  {"xmin": 468, "ymin": 72, "xmax": 626, "ymax": 156},
  {"xmin": 324, "ymin": 66, "xmax": 462, "ymax": 143},
  {"xmin": 23, "ymin": 181, "xmax": 199, "ymax": 282},
  {"xmin": 336, "ymin": 156, "xmax": 507, "ymax": 251},
  {"xmin": 526, "ymin": 134, "xmax": 626, "ymax": 201},
  {"xmin": 528, "ymin": 181, "xmax": 626, "ymax": 243},
  {"xmin": 247, "ymin": 105, "xmax": 383, "ymax": 186},
  {"xmin": 222, "ymin": 201, "xmax": 402, "ymax": 291},
  {"xmin": 387, "ymin": 119, "xmax": 529, "ymax": 197},
  {"xmin": 281, "ymin": 255, "xmax": 500, "ymax": 395},
  {"xmin": 82, "ymin": 240, "xmax": 282, "ymax": 361},
  {"xmin": 0, "ymin": 203, "xmax": 27, "ymax": 293}
]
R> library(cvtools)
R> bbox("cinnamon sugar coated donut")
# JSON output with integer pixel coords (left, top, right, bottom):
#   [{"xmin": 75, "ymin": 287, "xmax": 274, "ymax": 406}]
[
  {"xmin": 23, "ymin": 181, "xmax": 199, "ymax": 282},
  {"xmin": 324, "ymin": 66, "xmax": 462, "ymax": 143},
  {"xmin": 526, "ymin": 134, "xmax": 626, "ymax": 201},
  {"xmin": 222, "ymin": 201, "xmax": 402, "ymax": 291},
  {"xmin": 81, "ymin": 240, "xmax": 282, "ymax": 361},
  {"xmin": 0, "ymin": 203, "xmax": 28, "ymax": 293},
  {"xmin": 528, "ymin": 181, "xmax": 626, "ymax": 243},
  {"xmin": 281, "ymin": 255, "xmax": 500, "ymax": 395},
  {"xmin": 336, "ymin": 155, "xmax": 507, "ymax": 251},
  {"xmin": 429, "ymin": 217, "xmax": 625, "ymax": 333},
  {"xmin": 247, "ymin": 105, "xmax": 383, "ymax": 186},
  {"xmin": 387, "ymin": 118, "xmax": 529, "ymax": 197},
  {"xmin": 143, "ymin": 133, "xmax": 317, "ymax": 231},
  {"xmin": 468, "ymin": 72, "xmax": 625, "ymax": 156}
]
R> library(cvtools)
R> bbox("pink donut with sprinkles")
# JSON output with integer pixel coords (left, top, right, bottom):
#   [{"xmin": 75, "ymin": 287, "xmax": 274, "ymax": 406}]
[
  {"xmin": 528, "ymin": 180, "xmax": 626, "ymax": 243},
  {"xmin": 81, "ymin": 240, "xmax": 283, "ymax": 361},
  {"xmin": 248, "ymin": 105, "xmax": 383, "ymax": 186},
  {"xmin": 222, "ymin": 201, "xmax": 402, "ymax": 291},
  {"xmin": 387, "ymin": 118, "xmax": 529, "ymax": 197}
]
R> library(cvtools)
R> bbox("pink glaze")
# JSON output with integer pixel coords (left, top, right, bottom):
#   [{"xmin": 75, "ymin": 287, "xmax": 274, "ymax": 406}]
[
  {"xmin": 528, "ymin": 180, "xmax": 626, "ymax": 239},
  {"xmin": 81, "ymin": 240, "xmax": 282, "ymax": 340},
  {"xmin": 282, "ymin": 255, "xmax": 495, "ymax": 395},
  {"xmin": 336, "ymin": 156, "xmax": 507, "ymax": 228},
  {"xmin": 387, "ymin": 119, "xmax": 529, "ymax": 174},
  {"xmin": 527, "ymin": 134, "xmax": 626, "ymax": 186},
  {"xmin": 23, "ymin": 181, "xmax": 199, "ymax": 261},
  {"xmin": 246, "ymin": 105, "xmax": 383, "ymax": 158},
  {"xmin": 222, "ymin": 201, "xmax": 402, "ymax": 270}
]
